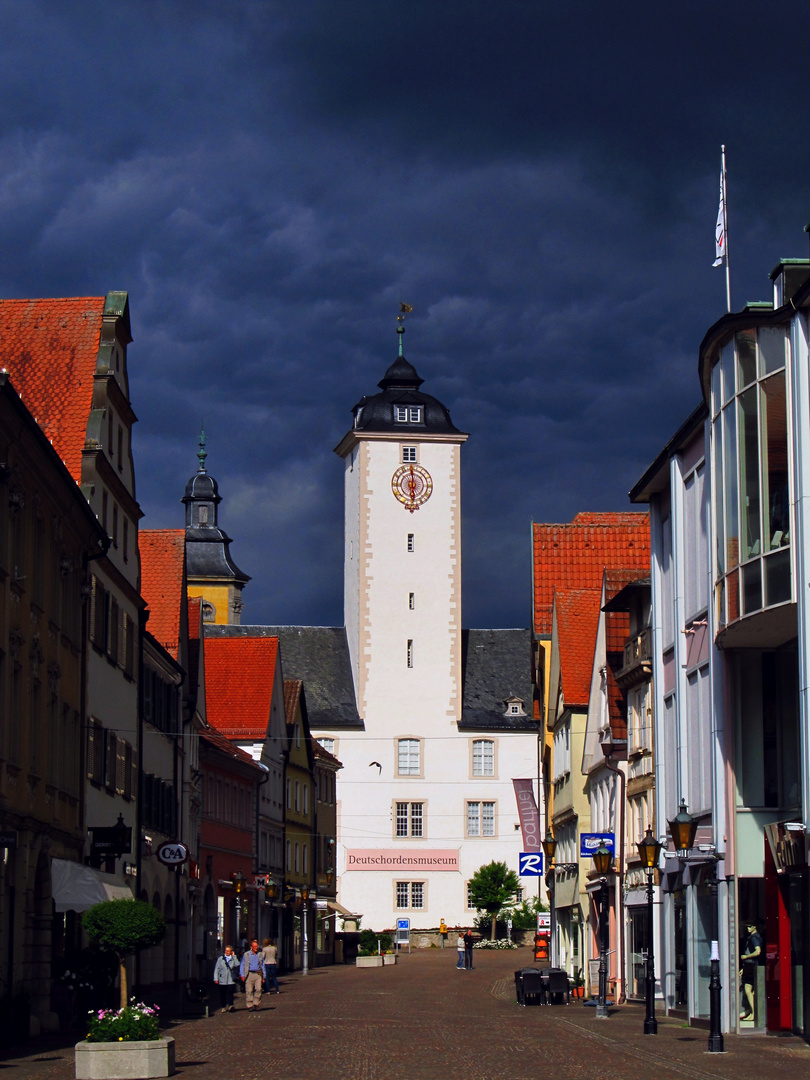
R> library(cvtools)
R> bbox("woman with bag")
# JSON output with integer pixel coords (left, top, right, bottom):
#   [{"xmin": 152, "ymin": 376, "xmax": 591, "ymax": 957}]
[{"xmin": 213, "ymin": 945, "xmax": 240, "ymax": 1013}]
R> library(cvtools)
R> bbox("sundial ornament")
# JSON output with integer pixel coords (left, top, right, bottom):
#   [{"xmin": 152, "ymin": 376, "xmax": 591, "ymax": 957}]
[{"xmin": 392, "ymin": 462, "xmax": 433, "ymax": 512}]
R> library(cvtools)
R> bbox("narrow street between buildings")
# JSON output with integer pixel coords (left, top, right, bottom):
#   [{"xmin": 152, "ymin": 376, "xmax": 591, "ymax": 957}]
[{"xmin": 3, "ymin": 948, "xmax": 810, "ymax": 1080}]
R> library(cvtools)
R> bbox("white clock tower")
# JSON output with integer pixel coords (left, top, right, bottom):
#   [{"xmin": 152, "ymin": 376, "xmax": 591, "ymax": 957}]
[{"xmin": 332, "ymin": 323, "xmax": 480, "ymax": 924}]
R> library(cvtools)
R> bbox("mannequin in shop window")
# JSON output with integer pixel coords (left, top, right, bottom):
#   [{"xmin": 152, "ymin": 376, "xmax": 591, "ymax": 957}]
[{"xmin": 739, "ymin": 920, "xmax": 763, "ymax": 1020}]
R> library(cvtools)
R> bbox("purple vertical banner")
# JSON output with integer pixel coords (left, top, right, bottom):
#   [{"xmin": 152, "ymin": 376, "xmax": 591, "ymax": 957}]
[{"xmin": 512, "ymin": 779, "xmax": 541, "ymax": 852}]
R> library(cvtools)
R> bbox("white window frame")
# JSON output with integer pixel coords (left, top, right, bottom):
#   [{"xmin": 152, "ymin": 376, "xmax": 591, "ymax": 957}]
[
  {"xmin": 397, "ymin": 737, "xmax": 422, "ymax": 777},
  {"xmin": 466, "ymin": 800, "xmax": 496, "ymax": 837},
  {"xmin": 394, "ymin": 406, "xmax": 422, "ymax": 424},
  {"xmin": 471, "ymin": 738, "xmax": 496, "ymax": 777},
  {"xmin": 394, "ymin": 800, "xmax": 425, "ymax": 838},
  {"xmin": 402, "ymin": 446, "xmax": 417, "ymax": 463},
  {"xmin": 395, "ymin": 881, "xmax": 425, "ymax": 909}
]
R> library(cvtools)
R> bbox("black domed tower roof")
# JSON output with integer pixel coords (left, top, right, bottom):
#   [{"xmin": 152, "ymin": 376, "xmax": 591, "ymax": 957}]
[
  {"xmin": 182, "ymin": 430, "xmax": 250, "ymax": 585},
  {"xmin": 349, "ymin": 325, "xmax": 465, "ymax": 437}
]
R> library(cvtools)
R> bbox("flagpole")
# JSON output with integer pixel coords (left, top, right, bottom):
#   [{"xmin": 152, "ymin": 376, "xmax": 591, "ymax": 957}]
[{"xmin": 721, "ymin": 145, "xmax": 731, "ymax": 313}]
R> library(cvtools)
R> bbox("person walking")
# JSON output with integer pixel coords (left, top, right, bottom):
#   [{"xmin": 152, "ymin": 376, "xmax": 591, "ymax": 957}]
[
  {"xmin": 240, "ymin": 939, "xmax": 265, "ymax": 1011},
  {"xmin": 213, "ymin": 945, "xmax": 240, "ymax": 1013},
  {"xmin": 456, "ymin": 933, "xmax": 465, "ymax": 969},
  {"xmin": 262, "ymin": 937, "xmax": 280, "ymax": 994},
  {"xmin": 464, "ymin": 929, "xmax": 474, "ymax": 969}
]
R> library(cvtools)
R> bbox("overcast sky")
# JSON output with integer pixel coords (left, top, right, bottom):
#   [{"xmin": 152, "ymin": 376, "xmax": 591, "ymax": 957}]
[{"xmin": 1, "ymin": 2, "xmax": 808, "ymax": 629}]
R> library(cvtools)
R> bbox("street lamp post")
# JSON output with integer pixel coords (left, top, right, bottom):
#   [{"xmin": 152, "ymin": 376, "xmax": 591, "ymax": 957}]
[
  {"xmin": 541, "ymin": 828, "xmax": 557, "ymax": 967},
  {"xmin": 592, "ymin": 842, "xmax": 612, "ymax": 1020},
  {"xmin": 301, "ymin": 886, "xmax": 310, "ymax": 976},
  {"xmin": 667, "ymin": 800, "xmax": 724, "ymax": 1054},
  {"xmin": 232, "ymin": 869, "xmax": 245, "ymax": 944},
  {"xmin": 637, "ymin": 827, "xmax": 663, "ymax": 1035}
]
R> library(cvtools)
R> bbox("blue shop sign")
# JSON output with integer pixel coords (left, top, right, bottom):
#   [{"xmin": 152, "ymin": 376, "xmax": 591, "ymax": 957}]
[{"xmin": 580, "ymin": 833, "xmax": 615, "ymax": 857}]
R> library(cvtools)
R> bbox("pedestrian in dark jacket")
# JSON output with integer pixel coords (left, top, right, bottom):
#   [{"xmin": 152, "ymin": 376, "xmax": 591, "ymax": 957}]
[{"xmin": 464, "ymin": 930, "xmax": 474, "ymax": 969}]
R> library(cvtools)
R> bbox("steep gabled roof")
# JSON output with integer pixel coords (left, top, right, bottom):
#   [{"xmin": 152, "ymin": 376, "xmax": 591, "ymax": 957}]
[
  {"xmin": 200, "ymin": 725, "xmax": 263, "ymax": 771},
  {"xmin": 313, "ymin": 739, "xmax": 343, "ymax": 769},
  {"xmin": 0, "ymin": 297, "xmax": 106, "ymax": 484},
  {"xmin": 140, "ymin": 530, "xmax": 186, "ymax": 661},
  {"xmin": 554, "ymin": 588, "xmax": 602, "ymax": 708},
  {"xmin": 204, "ymin": 636, "xmax": 279, "ymax": 739},
  {"xmin": 533, "ymin": 511, "xmax": 649, "ymax": 636}
]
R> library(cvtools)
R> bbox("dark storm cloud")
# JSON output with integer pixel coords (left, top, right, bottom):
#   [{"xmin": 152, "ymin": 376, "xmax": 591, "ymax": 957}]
[{"xmin": 0, "ymin": 1, "xmax": 808, "ymax": 628}]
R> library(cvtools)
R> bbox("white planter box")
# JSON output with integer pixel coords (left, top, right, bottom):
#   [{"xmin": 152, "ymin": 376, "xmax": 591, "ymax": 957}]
[
  {"xmin": 75, "ymin": 1037, "xmax": 175, "ymax": 1079},
  {"xmin": 383, "ymin": 954, "xmax": 397, "ymax": 965},
  {"xmin": 355, "ymin": 956, "xmax": 384, "ymax": 968}
]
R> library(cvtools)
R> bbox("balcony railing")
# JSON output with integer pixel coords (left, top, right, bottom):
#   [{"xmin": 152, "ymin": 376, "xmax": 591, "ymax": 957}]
[{"xmin": 616, "ymin": 628, "xmax": 652, "ymax": 688}]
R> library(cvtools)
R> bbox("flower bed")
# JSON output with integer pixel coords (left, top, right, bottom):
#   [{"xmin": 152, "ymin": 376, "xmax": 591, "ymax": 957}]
[
  {"xmin": 473, "ymin": 939, "xmax": 519, "ymax": 950},
  {"xmin": 85, "ymin": 1002, "xmax": 160, "ymax": 1042}
]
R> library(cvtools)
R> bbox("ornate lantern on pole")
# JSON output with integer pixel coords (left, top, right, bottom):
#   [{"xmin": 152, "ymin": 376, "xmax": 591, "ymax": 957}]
[
  {"xmin": 667, "ymin": 800, "xmax": 723, "ymax": 1054},
  {"xmin": 637, "ymin": 827, "xmax": 662, "ymax": 1035},
  {"xmin": 592, "ymin": 842, "xmax": 612, "ymax": 1020}
]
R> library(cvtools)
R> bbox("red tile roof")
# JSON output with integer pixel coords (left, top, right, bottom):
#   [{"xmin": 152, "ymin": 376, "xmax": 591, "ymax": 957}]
[
  {"xmin": 140, "ymin": 530, "xmax": 186, "ymax": 661},
  {"xmin": 284, "ymin": 679, "xmax": 303, "ymax": 727},
  {"xmin": 205, "ymin": 636, "xmax": 279, "ymax": 739},
  {"xmin": 554, "ymin": 588, "xmax": 602, "ymax": 707},
  {"xmin": 0, "ymin": 297, "xmax": 106, "ymax": 484},
  {"xmin": 533, "ymin": 512, "xmax": 649, "ymax": 636}
]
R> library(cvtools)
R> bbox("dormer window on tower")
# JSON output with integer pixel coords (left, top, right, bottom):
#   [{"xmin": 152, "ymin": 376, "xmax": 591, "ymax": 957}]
[{"xmin": 395, "ymin": 406, "xmax": 422, "ymax": 424}]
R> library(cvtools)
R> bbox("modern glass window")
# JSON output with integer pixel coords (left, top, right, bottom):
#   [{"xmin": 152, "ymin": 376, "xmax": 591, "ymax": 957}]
[
  {"xmin": 472, "ymin": 739, "xmax": 495, "ymax": 776},
  {"xmin": 395, "ymin": 801, "xmax": 424, "ymax": 837},
  {"xmin": 712, "ymin": 325, "xmax": 791, "ymax": 629},
  {"xmin": 398, "ymin": 738, "xmax": 421, "ymax": 775},
  {"xmin": 467, "ymin": 801, "xmax": 495, "ymax": 837}
]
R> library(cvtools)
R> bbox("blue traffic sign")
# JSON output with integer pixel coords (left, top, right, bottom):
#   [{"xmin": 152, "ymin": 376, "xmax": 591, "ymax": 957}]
[{"xmin": 518, "ymin": 851, "xmax": 544, "ymax": 876}]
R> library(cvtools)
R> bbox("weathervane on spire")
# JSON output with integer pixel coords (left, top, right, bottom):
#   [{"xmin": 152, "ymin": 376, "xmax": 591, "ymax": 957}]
[
  {"xmin": 197, "ymin": 425, "xmax": 207, "ymax": 473},
  {"xmin": 397, "ymin": 302, "xmax": 413, "ymax": 356}
]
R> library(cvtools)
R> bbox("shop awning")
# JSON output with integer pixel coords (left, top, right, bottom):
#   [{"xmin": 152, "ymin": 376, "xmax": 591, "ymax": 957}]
[{"xmin": 51, "ymin": 858, "xmax": 133, "ymax": 913}]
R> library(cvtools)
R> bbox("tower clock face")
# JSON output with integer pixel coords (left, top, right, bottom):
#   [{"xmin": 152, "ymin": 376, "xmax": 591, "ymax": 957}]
[{"xmin": 391, "ymin": 463, "xmax": 433, "ymax": 513}]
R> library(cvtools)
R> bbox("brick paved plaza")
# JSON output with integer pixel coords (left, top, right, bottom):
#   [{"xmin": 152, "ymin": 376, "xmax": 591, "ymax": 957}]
[{"xmin": 3, "ymin": 948, "xmax": 810, "ymax": 1080}]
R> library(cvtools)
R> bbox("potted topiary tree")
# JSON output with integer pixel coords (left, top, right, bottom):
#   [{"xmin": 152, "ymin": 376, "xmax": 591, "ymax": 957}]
[{"xmin": 75, "ymin": 899, "xmax": 174, "ymax": 1079}]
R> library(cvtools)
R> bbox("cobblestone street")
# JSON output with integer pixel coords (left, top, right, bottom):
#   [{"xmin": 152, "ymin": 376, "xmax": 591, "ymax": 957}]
[{"xmin": 3, "ymin": 949, "xmax": 810, "ymax": 1080}]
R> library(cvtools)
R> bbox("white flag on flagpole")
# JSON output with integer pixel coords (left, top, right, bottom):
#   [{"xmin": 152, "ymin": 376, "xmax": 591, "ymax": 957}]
[{"xmin": 713, "ymin": 169, "xmax": 725, "ymax": 267}]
